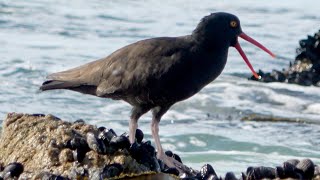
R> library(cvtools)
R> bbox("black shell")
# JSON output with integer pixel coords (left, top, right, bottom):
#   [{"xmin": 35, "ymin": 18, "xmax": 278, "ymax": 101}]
[
  {"xmin": 0, "ymin": 162, "xmax": 4, "ymax": 171},
  {"xmin": 225, "ymin": 171, "xmax": 237, "ymax": 180},
  {"xmin": 73, "ymin": 119, "xmax": 85, "ymax": 124},
  {"xmin": 98, "ymin": 128, "xmax": 117, "ymax": 144},
  {"xmin": 295, "ymin": 159, "xmax": 315, "ymax": 179},
  {"xmin": 283, "ymin": 161, "xmax": 298, "ymax": 178},
  {"xmin": 162, "ymin": 167, "xmax": 179, "ymax": 176},
  {"xmin": 275, "ymin": 166, "xmax": 287, "ymax": 179},
  {"xmin": 110, "ymin": 135, "xmax": 130, "ymax": 150},
  {"xmin": 129, "ymin": 141, "xmax": 159, "ymax": 171},
  {"xmin": 285, "ymin": 159, "xmax": 300, "ymax": 166},
  {"xmin": 165, "ymin": 150, "xmax": 173, "ymax": 157},
  {"xmin": 241, "ymin": 172, "xmax": 247, "ymax": 180},
  {"xmin": 67, "ymin": 136, "xmax": 90, "ymax": 152},
  {"xmin": 199, "ymin": 164, "xmax": 216, "ymax": 180},
  {"xmin": 164, "ymin": 151, "xmax": 182, "ymax": 163},
  {"xmin": 246, "ymin": 166, "xmax": 275, "ymax": 180},
  {"xmin": 31, "ymin": 113, "xmax": 45, "ymax": 117},
  {"xmin": 100, "ymin": 163, "xmax": 123, "ymax": 179},
  {"xmin": 72, "ymin": 148, "xmax": 87, "ymax": 163},
  {"xmin": 135, "ymin": 128, "xmax": 144, "ymax": 143},
  {"xmin": 86, "ymin": 132, "xmax": 106, "ymax": 154},
  {"xmin": 98, "ymin": 126, "xmax": 106, "ymax": 132},
  {"xmin": 173, "ymin": 153, "xmax": 182, "ymax": 164},
  {"xmin": 2, "ymin": 162, "xmax": 24, "ymax": 179}
]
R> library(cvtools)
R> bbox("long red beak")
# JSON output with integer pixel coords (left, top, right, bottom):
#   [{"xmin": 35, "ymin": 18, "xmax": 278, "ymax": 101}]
[{"xmin": 234, "ymin": 32, "xmax": 276, "ymax": 79}]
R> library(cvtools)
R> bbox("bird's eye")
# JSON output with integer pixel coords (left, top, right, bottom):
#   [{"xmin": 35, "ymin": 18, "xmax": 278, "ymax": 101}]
[{"xmin": 230, "ymin": 21, "xmax": 237, "ymax": 28}]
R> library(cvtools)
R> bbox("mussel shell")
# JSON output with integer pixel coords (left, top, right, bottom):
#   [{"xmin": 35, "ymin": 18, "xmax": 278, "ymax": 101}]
[
  {"xmin": 225, "ymin": 172, "xmax": 237, "ymax": 180},
  {"xmin": 31, "ymin": 113, "xmax": 45, "ymax": 117},
  {"xmin": 98, "ymin": 128, "xmax": 117, "ymax": 144},
  {"xmin": 246, "ymin": 166, "xmax": 254, "ymax": 175},
  {"xmin": 283, "ymin": 161, "xmax": 298, "ymax": 178},
  {"xmin": 109, "ymin": 135, "xmax": 130, "ymax": 150},
  {"xmin": 173, "ymin": 153, "xmax": 182, "ymax": 164},
  {"xmin": 246, "ymin": 166, "xmax": 275, "ymax": 180},
  {"xmin": 285, "ymin": 159, "xmax": 300, "ymax": 166},
  {"xmin": 129, "ymin": 142, "xmax": 141, "ymax": 159},
  {"xmin": 149, "ymin": 157, "xmax": 161, "ymax": 173},
  {"xmin": 73, "ymin": 119, "xmax": 85, "ymax": 124},
  {"xmin": 68, "ymin": 136, "xmax": 90, "ymax": 152},
  {"xmin": 164, "ymin": 151, "xmax": 183, "ymax": 165},
  {"xmin": 165, "ymin": 150, "xmax": 173, "ymax": 157},
  {"xmin": 275, "ymin": 166, "xmax": 287, "ymax": 179},
  {"xmin": 2, "ymin": 162, "xmax": 24, "ymax": 178},
  {"xmin": 129, "ymin": 142, "xmax": 158, "ymax": 170},
  {"xmin": 241, "ymin": 172, "xmax": 247, "ymax": 180},
  {"xmin": 295, "ymin": 158, "xmax": 315, "ymax": 179},
  {"xmin": 135, "ymin": 128, "xmax": 144, "ymax": 143},
  {"xmin": 86, "ymin": 132, "xmax": 106, "ymax": 154},
  {"xmin": 162, "ymin": 167, "xmax": 179, "ymax": 176},
  {"xmin": 100, "ymin": 163, "xmax": 123, "ymax": 179},
  {"xmin": 258, "ymin": 166, "xmax": 275, "ymax": 179},
  {"xmin": 0, "ymin": 162, "xmax": 4, "ymax": 171},
  {"xmin": 98, "ymin": 126, "xmax": 106, "ymax": 132},
  {"xmin": 72, "ymin": 148, "xmax": 86, "ymax": 163},
  {"xmin": 199, "ymin": 164, "xmax": 216, "ymax": 179}
]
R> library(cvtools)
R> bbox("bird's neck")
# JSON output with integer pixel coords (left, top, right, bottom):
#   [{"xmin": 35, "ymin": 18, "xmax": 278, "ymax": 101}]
[
  {"xmin": 186, "ymin": 36, "xmax": 229, "ymax": 87},
  {"xmin": 191, "ymin": 31, "xmax": 230, "ymax": 52}
]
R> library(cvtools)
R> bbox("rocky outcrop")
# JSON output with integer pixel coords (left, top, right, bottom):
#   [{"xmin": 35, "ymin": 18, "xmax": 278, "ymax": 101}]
[
  {"xmin": 0, "ymin": 113, "xmax": 176, "ymax": 179},
  {"xmin": 251, "ymin": 29, "xmax": 320, "ymax": 86},
  {"xmin": 0, "ymin": 113, "xmax": 319, "ymax": 179}
]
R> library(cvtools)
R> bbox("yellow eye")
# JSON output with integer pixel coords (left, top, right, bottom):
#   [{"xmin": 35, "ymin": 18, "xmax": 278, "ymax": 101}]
[{"xmin": 230, "ymin": 21, "xmax": 237, "ymax": 28}]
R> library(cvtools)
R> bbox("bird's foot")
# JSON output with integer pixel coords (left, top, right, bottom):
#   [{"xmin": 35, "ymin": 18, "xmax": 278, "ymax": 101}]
[{"xmin": 157, "ymin": 152, "xmax": 197, "ymax": 176}]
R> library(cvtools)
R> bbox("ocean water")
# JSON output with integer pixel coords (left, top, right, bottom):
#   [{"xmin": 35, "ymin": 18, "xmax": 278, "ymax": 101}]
[{"xmin": 1, "ymin": 0, "xmax": 320, "ymax": 176}]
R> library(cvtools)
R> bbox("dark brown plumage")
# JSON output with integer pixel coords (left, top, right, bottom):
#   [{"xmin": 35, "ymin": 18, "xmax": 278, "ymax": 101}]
[{"xmin": 40, "ymin": 12, "xmax": 274, "ymax": 171}]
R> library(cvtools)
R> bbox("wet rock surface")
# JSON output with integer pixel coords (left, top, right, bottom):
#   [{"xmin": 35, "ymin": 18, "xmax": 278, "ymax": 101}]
[
  {"xmin": 0, "ymin": 113, "xmax": 320, "ymax": 179},
  {"xmin": 251, "ymin": 29, "xmax": 320, "ymax": 86}
]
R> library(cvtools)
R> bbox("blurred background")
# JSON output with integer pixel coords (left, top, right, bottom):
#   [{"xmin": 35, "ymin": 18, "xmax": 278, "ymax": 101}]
[{"xmin": 0, "ymin": 0, "xmax": 319, "ymax": 175}]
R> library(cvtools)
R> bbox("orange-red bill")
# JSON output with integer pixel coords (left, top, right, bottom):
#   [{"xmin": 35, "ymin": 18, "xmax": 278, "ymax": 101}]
[
  {"xmin": 239, "ymin": 33, "xmax": 276, "ymax": 58},
  {"xmin": 235, "ymin": 32, "xmax": 275, "ymax": 79},
  {"xmin": 234, "ymin": 42, "xmax": 260, "ymax": 79}
]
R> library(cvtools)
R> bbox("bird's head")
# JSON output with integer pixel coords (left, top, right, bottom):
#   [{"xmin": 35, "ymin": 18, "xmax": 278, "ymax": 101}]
[{"xmin": 193, "ymin": 12, "xmax": 275, "ymax": 79}]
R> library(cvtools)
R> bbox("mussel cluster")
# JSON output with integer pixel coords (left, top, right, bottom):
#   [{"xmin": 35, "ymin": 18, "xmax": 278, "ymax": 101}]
[
  {"xmin": 251, "ymin": 29, "xmax": 320, "ymax": 86},
  {"xmin": 180, "ymin": 159, "xmax": 320, "ymax": 180},
  {"xmin": 1, "ymin": 122, "xmax": 320, "ymax": 180},
  {"xmin": 0, "ymin": 162, "xmax": 24, "ymax": 180}
]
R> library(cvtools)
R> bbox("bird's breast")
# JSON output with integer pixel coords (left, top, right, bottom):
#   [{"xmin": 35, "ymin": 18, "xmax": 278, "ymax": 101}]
[{"xmin": 146, "ymin": 49, "xmax": 228, "ymax": 104}]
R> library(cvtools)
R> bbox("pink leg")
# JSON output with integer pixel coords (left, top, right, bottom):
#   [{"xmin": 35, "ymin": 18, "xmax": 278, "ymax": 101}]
[
  {"xmin": 129, "ymin": 106, "xmax": 149, "ymax": 144},
  {"xmin": 151, "ymin": 115, "xmax": 191, "ymax": 174},
  {"xmin": 129, "ymin": 118, "xmax": 138, "ymax": 144}
]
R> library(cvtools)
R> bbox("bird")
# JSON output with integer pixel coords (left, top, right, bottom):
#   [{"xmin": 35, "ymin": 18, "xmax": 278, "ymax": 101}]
[{"xmin": 40, "ymin": 12, "xmax": 275, "ymax": 171}]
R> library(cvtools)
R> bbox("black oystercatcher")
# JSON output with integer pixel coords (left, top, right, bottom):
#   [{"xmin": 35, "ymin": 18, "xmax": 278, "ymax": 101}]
[{"xmin": 40, "ymin": 12, "xmax": 275, "ymax": 170}]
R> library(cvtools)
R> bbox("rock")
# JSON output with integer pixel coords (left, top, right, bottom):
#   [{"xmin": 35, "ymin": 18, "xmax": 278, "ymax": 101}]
[
  {"xmin": 295, "ymin": 159, "xmax": 315, "ymax": 179},
  {"xmin": 250, "ymin": 29, "xmax": 320, "ymax": 87},
  {"xmin": 0, "ymin": 113, "xmax": 154, "ymax": 179},
  {"xmin": 1, "ymin": 162, "xmax": 24, "ymax": 179},
  {"xmin": 1, "ymin": 113, "xmax": 320, "ymax": 179}
]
